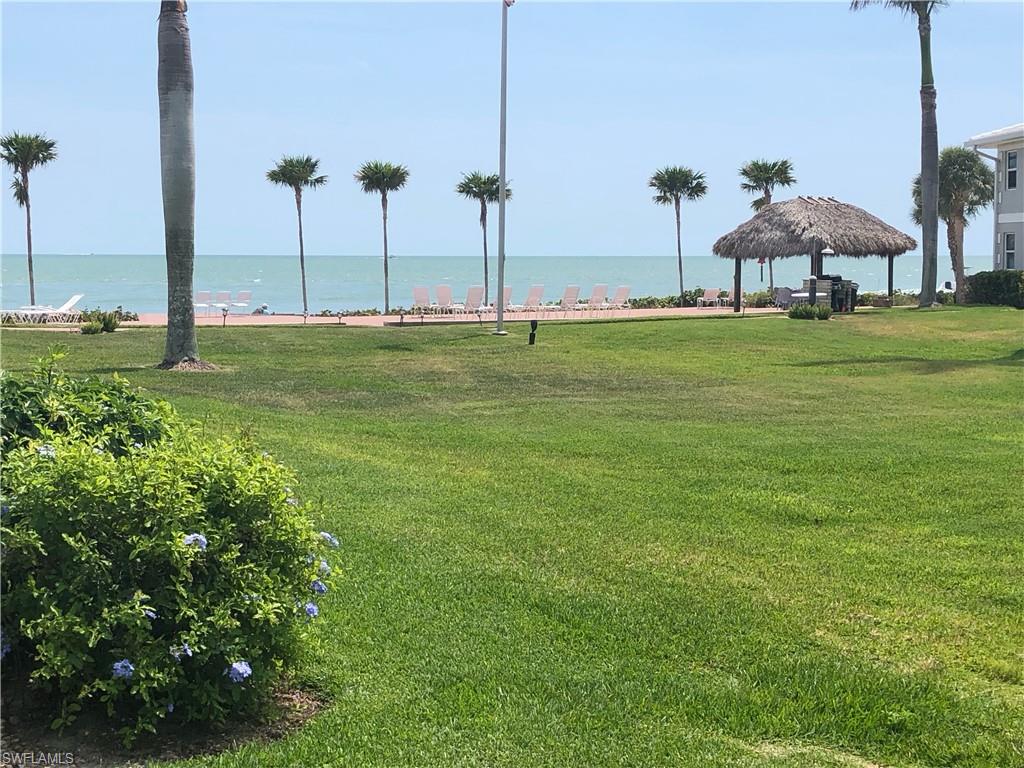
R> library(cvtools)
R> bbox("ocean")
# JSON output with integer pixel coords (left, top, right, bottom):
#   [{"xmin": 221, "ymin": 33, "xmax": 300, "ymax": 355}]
[{"xmin": 0, "ymin": 252, "xmax": 986, "ymax": 314}]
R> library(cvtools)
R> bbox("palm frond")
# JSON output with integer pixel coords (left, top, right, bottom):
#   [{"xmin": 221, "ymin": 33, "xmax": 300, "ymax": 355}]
[
  {"xmin": 9, "ymin": 177, "xmax": 27, "ymax": 207},
  {"xmin": 850, "ymin": 0, "xmax": 946, "ymax": 17},
  {"xmin": 266, "ymin": 155, "xmax": 328, "ymax": 191},
  {"xmin": 912, "ymin": 146, "xmax": 994, "ymax": 225},
  {"xmin": 355, "ymin": 160, "xmax": 410, "ymax": 195},
  {"xmin": 1, "ymin": 132, "xmax": 58, "ymax": 174},
  {"xmin": 648, "ymin": 166, "xmax": 708, "ymax": 205}
]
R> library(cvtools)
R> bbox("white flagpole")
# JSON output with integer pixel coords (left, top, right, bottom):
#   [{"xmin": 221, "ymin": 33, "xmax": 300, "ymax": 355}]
[{"xmin": 494, "ymin": 0, "xmax": 511, "ymax": 335}]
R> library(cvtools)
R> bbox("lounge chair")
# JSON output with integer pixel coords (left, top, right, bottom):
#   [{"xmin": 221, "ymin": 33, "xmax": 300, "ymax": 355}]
[
  {"xmin": 556, "ymin": 285, "xmax": 581, "ymax": 318},
  {"xmin": 576, "ymin": 284, "xmax": 608, "ymax": 316},
  {"xmin": 721, "ymin": 290, "xmax": 744, "ymax": 309},
  {"xmin": 194, "ymin": 291, "xmax": 212, "ymax": 316},
  {"xmin": 454, "ymin": 285, "xmax": 485, "ymax": 317},
  {"xmin": 2, "ymin": 294, "xmax": 85, "ymax": 324},
  {"xmin": 608, "ymin": 286, "xmax": 631, "ymax": 311},
  {"xmin": 510, "ymin": 285, "xmax": 543, "ymax": 314},
  {"xmin": 210, "ymin": 291, "xmax": 231, "ymax": 313},
  {"xmin": 773, "ymin": 287, "xmax": 793, "ymax": 309},
  {"xmin": 696, "ymin": 288, "xmax": 721, "ymax": 308},
  {"xmin": 231, "ymin": 290, "xmax": 252, "ymax": 313},
  {"xmin": 435, "ymin": 285, "xmax": 454, "ymax": 314},
  {"xmin": 411, "ymin": 286, "xmax": 432, "ymax": 314},
  {"xmin": 480, "ymin": 286, "xmax": 512, "ymax": 314}
]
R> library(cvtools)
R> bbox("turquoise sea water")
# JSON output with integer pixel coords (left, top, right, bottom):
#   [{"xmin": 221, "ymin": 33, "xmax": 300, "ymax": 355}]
[{"xmin": 0, "ymin": 252, "xmax": 984, "ymax": 314}]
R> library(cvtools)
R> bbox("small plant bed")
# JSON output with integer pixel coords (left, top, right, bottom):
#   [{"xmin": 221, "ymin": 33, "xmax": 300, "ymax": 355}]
[{"xmin": 0, "ymin": 684, "xmax": 324, "ymax": 767}]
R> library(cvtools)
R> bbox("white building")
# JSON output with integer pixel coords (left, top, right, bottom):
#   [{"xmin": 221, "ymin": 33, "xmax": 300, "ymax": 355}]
[{"xmin": 964, "ymin": 123, "xmax": 1024, "ymax": 271}]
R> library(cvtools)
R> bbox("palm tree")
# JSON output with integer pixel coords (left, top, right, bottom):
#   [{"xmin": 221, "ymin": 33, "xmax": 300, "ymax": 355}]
[
  {"xmin": 739, "ymin": 159, "xmax": 796, "ymax": 292},
  {"xmin": 355, "ymin": 161, "xmax": 409, "ymax": 314},
  {"xmin": 649, "ymin": 166, "xmax": 708, "ymax": 307},
  {"xmin": 852, "ymin": 0, "xmax": 947, "ymax": 307},
  {"xmin": 912, "ymin": 147, "xmax": 993, "ymax": 303},
  {"xmin": 156, "ymin": 0, "xmax": 204, "ymax": 367},
  {"xmin": 267, "ymin": 156, "xmax": 328, "ymax": 316},
  {"xmin": 456, "ymin": 172, "xmax": 512, "ymax": 305},
  {"xmin": 1, "ymin": 132, "xmax": 57, "ymax": 306}
]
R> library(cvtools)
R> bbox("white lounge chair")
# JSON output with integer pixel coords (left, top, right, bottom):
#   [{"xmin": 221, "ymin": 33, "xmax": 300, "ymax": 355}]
[
  {"xmin": 3, "ymin": 294, "xmax": 85, "ymax": 324},
  {"xmin": 576, "ymin": 284, "xmax": 608, "ymax": 317},
  {"xmin": 510, "ymin": 285, "xmax": 543, "ymax": 314},
  {"xmin": 194, "ymin": 290, "xmax": 212, "ymax": 316},
  {"xmin": 231, "ymin": 290, "xmax": 252, "ymax": 313},
  {"xmin": 697, "ymin": 288, "xmax": 721, "ymax": 308},
  {"xmin": 412, "ymin": 286, "xmax": 432, "ymax": 314},
  {"xmin": 455, "ymin": 285, "xmax": 485, "ymax": 317},
  {"xmin": 210, "ymin": 291, "xmax": 231, "ymax": 313},
  {"xmin": 608, "ymin": 286, "xmax": 631, "ymax": 311},
  {"xmin": 556, "ymin": 285, "xmax": 581, "ymax": 318},
  {"xmin": 481, "ymin": 286, "xmax": 513, "ymax": 314},
  {"xmin": 435, "ymin": 285, "xmax": 454, "ymax": 314}
]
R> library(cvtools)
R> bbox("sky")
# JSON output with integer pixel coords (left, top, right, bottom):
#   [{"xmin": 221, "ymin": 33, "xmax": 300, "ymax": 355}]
[{"xmin": 2, "ymin": 1, "xmax": 1023, "ymax": 260}]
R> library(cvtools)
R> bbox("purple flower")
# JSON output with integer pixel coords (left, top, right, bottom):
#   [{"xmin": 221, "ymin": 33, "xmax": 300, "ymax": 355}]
[
  {"xmin": 311, "ymin": 579, "xmax": 328, "ymax": 595},
  {"xmin": 37, "ymin": 444, "xmax": 56, "ymax": 459},
  {"xmin": 144, "ymin": 609, "xmax": 157, "ymax": 620},
  {"xmin": 318, "ymin": 559, "xmax": 331, "ymax": 576},
  {"xmin": 304, "ymin": 602, "xmax": 319, "ymax": 619},
  {"xmin": 112, "ymin": 659, "xmax": 135, "ymax": 680},
  {"xmin": 227, "ymin": 660, "xmax": 252, "ymax": 683},
  {"xmin": 0, "ymin": 630, "xmax": 10, "ymax": 659},
  {"xmin": 319, "ymin": 532, "xmax": 340, "ymax": 548},
  {"xmin": 183, "ymin": 533, "xmax": 208, "ymax": 551},
  {"xmin": 167, "ymin": 702, "xmax": 174, "ymax": 713},
  {"xmin": 170, "ymin": 642, "xmax": 193, "ymax": 661},
  {"xmin": 1, "ymin": 505, "xmax": 8, "ymax": 517}
]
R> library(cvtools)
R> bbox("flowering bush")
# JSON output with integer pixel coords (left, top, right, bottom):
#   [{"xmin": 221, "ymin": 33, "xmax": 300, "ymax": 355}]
[
  {"xmin": 0, "ymin": 355, "xmax": 338, "ymax": 743},
  {"xmin": 0, "ymin": 347, "xmax": 176, "ymax": 458}
]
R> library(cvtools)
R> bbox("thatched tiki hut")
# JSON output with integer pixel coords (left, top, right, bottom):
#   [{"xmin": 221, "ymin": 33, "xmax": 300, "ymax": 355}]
[{"xmin": 713, "ymin": 196, "xmax": 917, "ymax": 312}]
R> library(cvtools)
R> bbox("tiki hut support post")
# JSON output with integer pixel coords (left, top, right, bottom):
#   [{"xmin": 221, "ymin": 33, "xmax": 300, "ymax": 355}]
[
  {"xmin": 887, "ymin": 254, "xmax": 895, "ymax": 300},
  {"xmin": 733, "ymin": 258, "xmax": 741, "ymax": 313}
]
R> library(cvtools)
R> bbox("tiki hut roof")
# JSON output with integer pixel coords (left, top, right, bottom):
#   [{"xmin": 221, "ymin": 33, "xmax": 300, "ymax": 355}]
[{"xmin": 713, "ymin": 196, "xmax": 917, "ymax": 261}]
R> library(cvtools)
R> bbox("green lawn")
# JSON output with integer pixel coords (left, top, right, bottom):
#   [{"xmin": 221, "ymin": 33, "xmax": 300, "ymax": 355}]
[{"xmin": 3, "ymin": 307, "xmax": 1023, "ymax": 767}]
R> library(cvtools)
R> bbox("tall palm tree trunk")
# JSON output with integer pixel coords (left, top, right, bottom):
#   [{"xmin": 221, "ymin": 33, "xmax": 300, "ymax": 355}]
[
  {"xmin": 293, "ymin": 190, "xmax": 309, "ymax": 315},
  {"xmin": 947, "ymin": 214, "xmax": 967, "ymax": 304},
  {"xmin": 22, "ymin": 170, "xmax": 35, "ymax": 305},
  {"xmin": 917, "ymin": 8, "xmax": 939, "ymax": 307},
  {"xmin": 381, "ymin": 192, "xmax": 390, "ymax": 314},
  {"xmin": 763, "ymin": 189, "xmax": 774, "ymax": 294},
  {"xmin": 674, "ymin": 198, "xmax": 684, "ymax": 307},
  {"xmin": 480, "ymin": 200, "xmax": 489, "ymax": 305},
  {"xmin": 158, "ymin": 0, "xmax": 200, "ymax": 366}
]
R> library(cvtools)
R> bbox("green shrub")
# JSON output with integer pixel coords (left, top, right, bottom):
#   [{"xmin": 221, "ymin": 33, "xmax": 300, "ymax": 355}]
[
  {"xmin": 80, "ymin": 321, "xmax": 103, "ymax": 335},
  {"xmin": 789, "ymin": 303, "xmax": 833, "ymax": 320},
  {"xmin": 0, "ymin": 349, "xmax": 176, "ymax": 458},
  {"xmin": 80, "ymin": 309, "xmax": 124, "ymax": 332},
  {"xmin": 743, "ymin": 290, "xmax": 774, "ymax": 308},
  {"xmin": 966, "ymin": 270, "xmax": 1024, "ymax": 308},
  {"xmin": 0, "ymin": 354, "xmax": 338, "ymax": 744}
]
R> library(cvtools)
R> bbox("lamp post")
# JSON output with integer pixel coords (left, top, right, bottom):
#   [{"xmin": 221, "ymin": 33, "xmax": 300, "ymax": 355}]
[{"xmin": 494, "ymin": 0, "xmax": 513, "ymax": 336}]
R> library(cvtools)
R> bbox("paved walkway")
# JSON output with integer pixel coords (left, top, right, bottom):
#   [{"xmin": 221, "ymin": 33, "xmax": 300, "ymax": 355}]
[{"xmin": 131, "ymin": 306, "xmax": 783, "ymax": 327}]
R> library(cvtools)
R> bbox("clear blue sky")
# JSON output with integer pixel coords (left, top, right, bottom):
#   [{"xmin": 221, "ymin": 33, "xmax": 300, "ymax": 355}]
[{"xmin": 3, "ymin": 1, "xmax": 1022, "ymax": 259}]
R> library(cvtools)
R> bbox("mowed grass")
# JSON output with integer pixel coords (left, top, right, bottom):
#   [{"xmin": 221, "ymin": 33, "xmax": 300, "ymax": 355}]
[{"xmin": 3, "ymin": 307, "xmax": 1023, "ymax": 767}]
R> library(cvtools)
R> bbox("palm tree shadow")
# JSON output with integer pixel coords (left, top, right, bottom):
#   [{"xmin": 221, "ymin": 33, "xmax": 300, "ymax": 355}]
[{"xmin": 788, "ymin": 348, "xmax": 1024, "ymax": 374}]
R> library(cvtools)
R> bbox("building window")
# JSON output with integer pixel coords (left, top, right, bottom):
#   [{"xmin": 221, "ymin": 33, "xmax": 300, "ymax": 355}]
[
  {"xmin": 1008, "ymin": 151, "xmax": 1018, "ymax": 190},
  {"xmin": 1007, "ymin": 233, "xmax": 1017, "ymax": 270}
]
